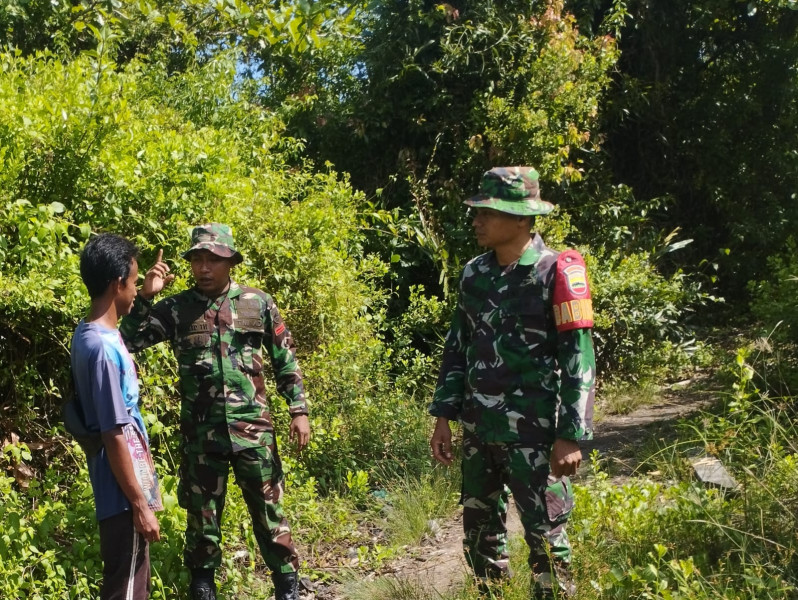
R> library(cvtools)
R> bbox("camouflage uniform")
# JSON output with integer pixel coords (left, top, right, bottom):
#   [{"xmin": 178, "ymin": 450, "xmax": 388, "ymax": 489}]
[
  {"xmin": 429, "ymin": 167, "xmax": 596, "ymax": 596},
  {"xmin": 120, "ymin": 226, "xmax": 307, "ymax": 576}
]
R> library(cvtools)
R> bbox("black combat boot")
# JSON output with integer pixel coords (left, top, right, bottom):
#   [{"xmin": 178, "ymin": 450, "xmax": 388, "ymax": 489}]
[
  {"xmin": 474, "ymin": 566, "xmax": 510, "ymax": 599},
  {"xmin": 531, "ymin": 584, "xmax": 554, "ymax": 600},
  {"xmin": 190, "ymin": 569, "xmax": 217, "ymax": 600},
  {"xmin": 271, "ymin": 570, "xmax": 299, "ymax": 600},
  {"xmin": 531, "ymin": 561, "xmax": 575, "ymax": 599}
]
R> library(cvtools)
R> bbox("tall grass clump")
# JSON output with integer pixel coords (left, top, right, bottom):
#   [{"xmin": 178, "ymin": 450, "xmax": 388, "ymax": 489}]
[{"xmin": 383, "ymin": 468, "xmax": 461, "ymax": 548}]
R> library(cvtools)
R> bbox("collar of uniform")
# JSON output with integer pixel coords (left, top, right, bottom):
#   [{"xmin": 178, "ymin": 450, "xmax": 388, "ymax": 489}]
[
  {"xmin": 517, "ymin": 234, "xmax": 545, "ymax": 266},
  {"xmin": 189, "ymin": 280, "xmax": 243, "ymax": 302},
  {"xmin": 488, "ymin": 234, "xmax": 543, "ymax": 275},
  {"xmin": 227, "ymin": 280, "xmax": 243, "ymax": 299}
]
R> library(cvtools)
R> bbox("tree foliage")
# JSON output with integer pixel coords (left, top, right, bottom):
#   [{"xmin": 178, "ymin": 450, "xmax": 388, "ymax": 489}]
[
  {"xmin": 2, "ymin": 0, "xmax": 785, "ymax": 595},
  {"xmin": 281, "ymin": 0, "xmax": 706, "ymax": 379},
  {"xmin": 291, "ymin": 1, "xmax": 622, "ymax": 247},
  {"xmin": 0, "ymin": 45, "xmax": 423, "ymax": 488},
  {"xmin": 0, "ymin": 2, "xmax": 716, "ymax": 454},
  {"xmin": 584, "ymin": 0, "xmax": 798, "ymax": 300}
]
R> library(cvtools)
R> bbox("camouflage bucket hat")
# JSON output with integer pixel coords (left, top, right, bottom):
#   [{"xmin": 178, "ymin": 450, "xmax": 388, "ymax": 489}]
[
  {"xmin": 181, "ymin": 223, "xmax": 243, "ymax": 264},
  {"xmin": 464, "ymin": 166, "xmax": 554, "ymax": 216}
]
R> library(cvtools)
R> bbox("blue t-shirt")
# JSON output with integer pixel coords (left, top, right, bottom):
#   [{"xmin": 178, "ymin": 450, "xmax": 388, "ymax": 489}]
[{"xmin": 70, "ymin": 320, "xmax": 149, "ymax": 521}]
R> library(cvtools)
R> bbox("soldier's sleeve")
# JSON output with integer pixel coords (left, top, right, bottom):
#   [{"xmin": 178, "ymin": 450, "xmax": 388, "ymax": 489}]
[
  {"xmin": 556, "ymin": 329, "xmax": 595, "ymax": 440},
  {"xmin": 428, "ymin": 279, "xmax": 468, "ymax": 421},
  {"xmin": 119, "ymin": 295, "xmax": 175, "ymax": 353},
  {"xmin": 552, "ymin": 250, "xmax": 595, "ymax": 440},
  {"xmin": 264, "ymin": 297, "xmax": 308, "ymax": 416}
]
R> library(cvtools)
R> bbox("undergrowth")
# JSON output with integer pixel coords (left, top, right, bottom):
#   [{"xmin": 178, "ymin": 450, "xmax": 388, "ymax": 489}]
[
  {"xmin": 343, "ymin": 343, "xmax": 798, "ymax": 600},
  {"xmin": 3, "ymin": 332, "xmax": 795, "ymax": 600}
]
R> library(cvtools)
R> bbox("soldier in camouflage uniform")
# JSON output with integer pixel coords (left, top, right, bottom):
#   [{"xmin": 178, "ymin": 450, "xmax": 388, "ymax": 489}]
[
  {"xmin": 429, "ymin": 167, "xmax": 596, "ymax": 599},
  {"xmin": 120, "ymin": 224, "xmax": 310, "ymax": 600}
]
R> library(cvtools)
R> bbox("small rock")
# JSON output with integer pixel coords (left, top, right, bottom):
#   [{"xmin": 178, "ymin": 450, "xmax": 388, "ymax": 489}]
[
  {"xmin": 691, "ymin": 455, "xmax": 740, "ymax": 490},
  {"xmin": 233, "ymin": 549, "xmax": 250, "ymax": 561},
  {"xmin": 299, "ymin": 576, "xmax": 315, "ymax": 591},
  {"xmin": 427, "ymin": 519, "xmax": 442, "ymax": 540}
]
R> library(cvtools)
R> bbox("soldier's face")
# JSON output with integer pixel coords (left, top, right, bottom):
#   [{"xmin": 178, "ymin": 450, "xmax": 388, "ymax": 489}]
[
  {"xmin": 190, "ymin": 250, "xmax": 234, "ymax": 297},
  {"xmin": 116, "ymin": 259, "xmax": 139, "ymax": 316},
  {"xmin": 471, "ymin": 207, "xmax": 529, "ymax": 248}
]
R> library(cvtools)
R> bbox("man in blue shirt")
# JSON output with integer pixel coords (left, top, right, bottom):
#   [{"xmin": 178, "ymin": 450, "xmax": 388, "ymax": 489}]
[{"xmin": 71, "ymin": 234, "xmax": 161, "ymax": 600}]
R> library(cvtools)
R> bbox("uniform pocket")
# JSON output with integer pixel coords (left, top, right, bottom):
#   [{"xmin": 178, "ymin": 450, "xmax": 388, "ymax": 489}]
[
  {"xmin": 175, "ymin": 334, "xmax": 213, "ymax": 375},
  {"xmin": 500, "ymin": 296, "xmax": 547, "ymax": 342},
  {"xmin": 544, "ymin": 475, "xmax": 575, "ymax": 524},
  {"xmin": 232, "ymin": 329, "xmax": 264, "ymax": 375}
]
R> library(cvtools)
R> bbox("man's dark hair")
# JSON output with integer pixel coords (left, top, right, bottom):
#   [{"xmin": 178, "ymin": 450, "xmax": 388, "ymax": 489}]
[{"xmin": 80, "ymin": 234, "xmax": 139, "ymax": 299}]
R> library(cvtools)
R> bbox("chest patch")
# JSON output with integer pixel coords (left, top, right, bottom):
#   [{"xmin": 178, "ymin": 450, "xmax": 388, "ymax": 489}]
[
  {"xmin": 188, "ymin": 321, "xmax": 211, "ymax": 334},
  {"xmin": 237, "ymin": 318, "xmax": 263, "ymax": 330}
]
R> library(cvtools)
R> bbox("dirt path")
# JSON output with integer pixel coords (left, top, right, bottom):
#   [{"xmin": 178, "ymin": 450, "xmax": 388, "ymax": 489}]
[
  {"xmin": 316, "ymin": 388, "xmax": 716, "ymax": 599},
  {"xmin": 582, "ymin": 385, "xmax": 716, "ymax": 479}
]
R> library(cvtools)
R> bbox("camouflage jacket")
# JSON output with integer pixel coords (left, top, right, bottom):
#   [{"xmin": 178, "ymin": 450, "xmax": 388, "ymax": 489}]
[
  {"xmin": 120, "ymin": 281, "xmax": 308, "ymax": 453},
  {"xmin": 429, "ymin": 235, "xmax": 595, "ymax": 444}
]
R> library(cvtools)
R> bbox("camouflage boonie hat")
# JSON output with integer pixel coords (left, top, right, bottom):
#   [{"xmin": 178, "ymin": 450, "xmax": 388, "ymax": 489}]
[
  {"xmin": 465, "ymin": 166, "xmax": 554, "ymax": 216},
  {"xmin": 182, "ymin": 223, "xmax": 243, "ymax": 264}
]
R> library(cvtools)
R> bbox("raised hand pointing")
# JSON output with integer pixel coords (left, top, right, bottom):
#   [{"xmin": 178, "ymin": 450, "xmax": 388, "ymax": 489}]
[{"xmin": 140, "ymin": 249, "xmax": 175, "ymax": 301}]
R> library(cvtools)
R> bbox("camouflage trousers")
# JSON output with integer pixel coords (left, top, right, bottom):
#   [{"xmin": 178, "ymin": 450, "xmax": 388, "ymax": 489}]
[
  {"xmin": 178, "ymin": 442, "xmax": 299, "ymax": 574},
  {"xmin": 461, "ymin": 435, "xmax": 574, "ymax": 592}
]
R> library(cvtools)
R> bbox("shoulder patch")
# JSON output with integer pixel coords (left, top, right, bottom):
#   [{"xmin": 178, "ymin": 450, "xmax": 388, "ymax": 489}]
[{"xmin": 553, "ymin": 250, "xmax": 594, "ymax": 332}]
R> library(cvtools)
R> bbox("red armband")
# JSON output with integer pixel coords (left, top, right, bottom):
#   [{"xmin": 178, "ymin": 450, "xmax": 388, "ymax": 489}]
[{"xmin": 552, "ymin": 250, "xmax": 594, "ymax": 332}]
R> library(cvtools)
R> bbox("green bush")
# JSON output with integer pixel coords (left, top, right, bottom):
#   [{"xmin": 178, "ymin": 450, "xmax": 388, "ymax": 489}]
[
  {"xmin": 0, "ymin": 451, "xmax": 195, "ymax": 599},
  {"xmin": 573, "ymin": 465, "xmax": 796, "ymax": 599},
  {"xmin": 749, "ymin": 237, "xmax": 798, "ymax": 342},
  {"xmin": 0, "ymin": 44, "xmax": 424, "ymax": 482},
  {"xmin": 0, "ymin": 443, "xmax": 389, "ymax": 598},
  {"xmin": 0, "ymin": 50, "xmax": 449, "ymax": 600},
  {"xmin": 588, "ymin": 249, "xmax": 709, "ymax": 382}
]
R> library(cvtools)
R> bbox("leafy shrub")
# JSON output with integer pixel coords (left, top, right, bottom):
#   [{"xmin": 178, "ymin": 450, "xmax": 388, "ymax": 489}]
[
  {"xmin": 588, "ymin": 249, "xmax": 709, "ymax": 382},
  {"xmin": 749, "ymin": 237, "xmax": 798, "ymax": 342},
  {"xmin": 0, "ymin": 445, "xmax": 380, "ymax": 598},
  {"xmin": 0, "ymin": 43, "xmax": 443, "ymax": 597},
  {"xmin": 0, "ymin": 451, "xmax": 196, "ymax": 599},
  {"xmin": 0, "ymin": 44, "xmax": 414, "ymax": 479},
  {"xmin": 573, "ymin": 464, "xmax": 796, "ymax": 599}
]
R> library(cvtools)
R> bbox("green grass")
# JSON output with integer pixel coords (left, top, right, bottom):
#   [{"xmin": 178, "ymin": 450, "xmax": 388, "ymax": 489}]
[
  {"xmin": 340, "ymin": 379, "xmax": 798, "ymax": 600},
  {"xmin": 341, "ymin": 577, "xmax": 446, "ymax": 600},
  {"xmin": 598, "ymin": 380, "xmax": 663, "ymax": 417},
  {"xmin": 383, "ymin": 467, "xmax": 461, "ymax": 547},
  {"xmin": 570, "ymin": 361, "xmax": 798, "ymax": 599}
]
